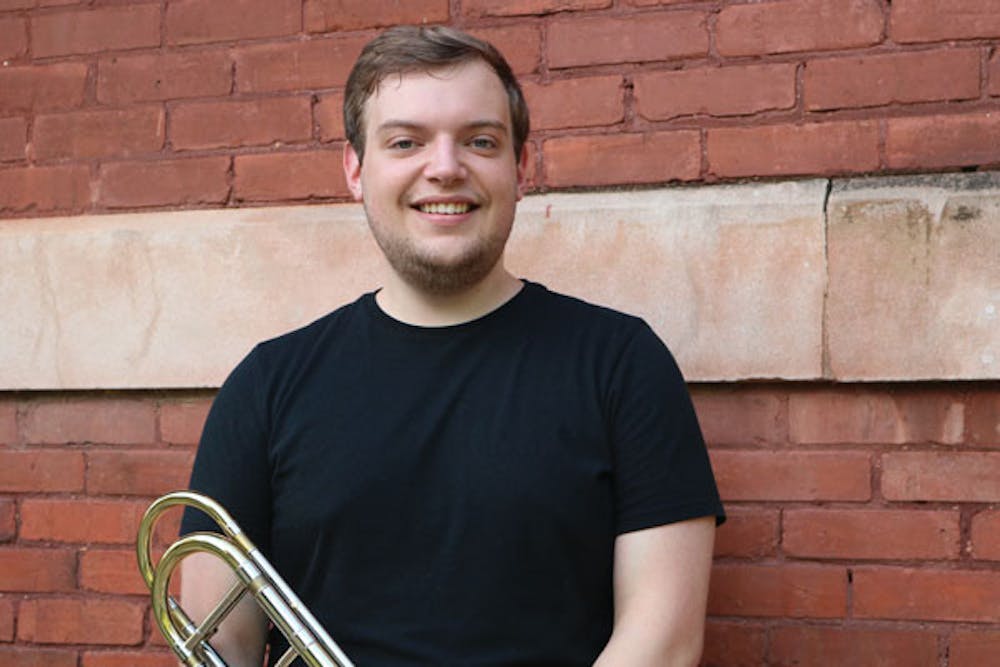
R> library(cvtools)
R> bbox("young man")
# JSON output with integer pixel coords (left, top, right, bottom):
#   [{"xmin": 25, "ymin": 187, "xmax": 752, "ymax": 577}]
[{"xmin": 180, "ymin": 25, "xmax": 724, "ymax": 667}]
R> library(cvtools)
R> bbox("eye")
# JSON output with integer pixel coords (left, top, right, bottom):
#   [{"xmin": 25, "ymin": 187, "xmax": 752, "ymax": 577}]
[
  {"xmin": 469, "ymin": 136, "xmax": 499, "ymax": 151},
  {"xmin": 388, "ymin": 138, "xmax": 418, "ymax": 151}
]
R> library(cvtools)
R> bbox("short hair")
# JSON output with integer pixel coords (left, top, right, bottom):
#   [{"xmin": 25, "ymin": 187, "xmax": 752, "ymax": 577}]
[{"xmin": 343, "ymin": 25, "xmax": 530, "ymax": 163}]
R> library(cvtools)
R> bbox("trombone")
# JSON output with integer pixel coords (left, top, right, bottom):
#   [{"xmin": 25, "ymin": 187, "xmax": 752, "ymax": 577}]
[{"xmin": 136, "ymin": 490, "xmax": 355, "ymax": 667}]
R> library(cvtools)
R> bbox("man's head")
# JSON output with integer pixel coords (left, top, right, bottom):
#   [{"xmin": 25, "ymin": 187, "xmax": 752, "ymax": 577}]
[{"xmin": 343, "ymin": 25, "xmax": 529, "ymax": 164}]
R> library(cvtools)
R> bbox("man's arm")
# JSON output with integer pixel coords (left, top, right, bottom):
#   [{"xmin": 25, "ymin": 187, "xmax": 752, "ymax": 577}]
[
  {"xmin": 593, "ymin": 516, "xmax": 716, "ymax": 667},
  {"xmin": 179, "ymin": 552, "xmax": 270, "ymax": 667}
]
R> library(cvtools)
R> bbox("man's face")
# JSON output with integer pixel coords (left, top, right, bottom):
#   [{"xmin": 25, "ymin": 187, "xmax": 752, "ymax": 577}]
[{"xmin": 343, "ymin": 59, "xmax": 528, "ymax": 294}]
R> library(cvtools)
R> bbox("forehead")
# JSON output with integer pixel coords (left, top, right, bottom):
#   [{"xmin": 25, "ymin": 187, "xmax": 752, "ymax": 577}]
[{"xmin": 364, "ymin": 60, "xmax": 511, "ymax": 133}]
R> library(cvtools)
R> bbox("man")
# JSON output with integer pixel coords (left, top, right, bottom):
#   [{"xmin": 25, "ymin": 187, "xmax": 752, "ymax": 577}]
[{"xmin": 180, "ymin": 25, "xmax": 724, "ymax": 667}]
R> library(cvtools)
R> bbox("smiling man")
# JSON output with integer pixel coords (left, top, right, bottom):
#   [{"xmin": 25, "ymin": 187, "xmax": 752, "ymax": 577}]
[{"xmin": 180, "ymin": 26, "xmax": 724, "ymax": 667}]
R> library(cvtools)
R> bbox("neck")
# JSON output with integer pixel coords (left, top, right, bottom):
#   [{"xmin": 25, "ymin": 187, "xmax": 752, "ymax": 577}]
[{"xmin": 375, "ymin": 263, "xmax": 523, "ymax": 327}]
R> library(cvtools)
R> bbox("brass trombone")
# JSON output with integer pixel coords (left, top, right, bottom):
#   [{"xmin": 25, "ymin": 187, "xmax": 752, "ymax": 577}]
[{"xmin": 137, "ymin": 490, "xmax": 355, "ymax": 667}]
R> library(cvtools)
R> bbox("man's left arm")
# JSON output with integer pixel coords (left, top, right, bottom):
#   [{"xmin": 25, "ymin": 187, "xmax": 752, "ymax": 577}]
[{"xmin": 594, "ymin": 516, "xmax": 716, "ymax": 667}]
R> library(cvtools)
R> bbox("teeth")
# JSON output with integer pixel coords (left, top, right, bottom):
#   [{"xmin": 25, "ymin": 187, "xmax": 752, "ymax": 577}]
[{"xmin": 419, "ymin": 202, "xmax": 471, "ymax": 215}]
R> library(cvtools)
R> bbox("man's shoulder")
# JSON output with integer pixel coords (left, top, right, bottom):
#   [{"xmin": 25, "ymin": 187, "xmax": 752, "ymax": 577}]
[
  {"xmin": 251, "ymin": 291, "xmax": 373, "ymax": 360},
  {"xmin": 521, "ymin": 281, "xmax": 645, "ymax": 330}
]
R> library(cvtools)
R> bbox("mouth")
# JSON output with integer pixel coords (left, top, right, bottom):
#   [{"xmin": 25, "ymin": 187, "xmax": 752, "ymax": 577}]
[{"xmin": 413, "ymin": 201, "xmax": 479, "ymax": 216}]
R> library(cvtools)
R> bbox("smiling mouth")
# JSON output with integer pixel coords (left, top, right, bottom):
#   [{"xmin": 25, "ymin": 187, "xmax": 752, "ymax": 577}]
[{"xmin": 415, "ymin": 202, "xmax": 477, "ymax": 215}]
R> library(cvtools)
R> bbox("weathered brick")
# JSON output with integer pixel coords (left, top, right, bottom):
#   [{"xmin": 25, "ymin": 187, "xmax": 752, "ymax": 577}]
[
  {"xmin": 789, "ymin": 389, "xmax": 964, "ymax": 445},
  {"xmin": 0, "ymin": 547, "xmax": 76, "ymax": 592},
  {"xmin": 0, "ymin": 116, "xmax": 26, "ymax": 162},
  {"xmin": 97, "ymin": 157, "xmax": 230, "ymax": 209},
  {"xmin": 80, "ymin": 548, "xmax": 150, "ymax": 595},
  {"xmin": 890, "ymin": 0, "xmax": 1000, "ymax": 43},
  {"xmin": 160, "ymin": 398, "xmax": 212, "ymax": 446},
  {"xmin": 0, "ymin": 499, "xmax": 14, "ymax": 542},
  {"xmin": 887, "ymin": 112, "xmax": 1000, "ymax": 169},
  {"xmin": 97, "ymin": 50, "xmax": 233, "ymax": 105},
  {"xmin": 522, "ymin": 75, "xmax": 623, "ymax": 130},
  {"xmin": 0, "ymin": 165, "xmax": 90, "ymax": 214},
  {"xmin": 635, "ymin": 63, "xmax": 796, "ymax": 120},
  {"xmin": 81, "ymin": 652, "xmax": 178, "ymax": 667},
  {"xmin": 87, "ymin": 449, "xmax": 195, "ymax": 496},
  {"xmin": 468, "ymin": 24, "xmax": 540, "ymax": 74},
  {"xmin": 21, "ymin": 398, "xmax": 156, "ymax": 445},
  {"xmin": 32, "ymin": 4, "xmax": 160, "ymax": 58},
  {"xmin": 712, "ymin": 450, "xmax": 871, "ymax": 501},
  {"xmin": 234, "ymin": 150, "xmax": 349, "ymax": 202},
  {"xmin": 0, "ymin": 647, "xmax": 77, "ymax": 667},
  {"xmin": 990, "ymin": 51, "xmax": 1000, "ymax": 97},
  {"xmin": 0, "ymin": 63, "xmax": 88, "ymax": 113},
  {"xmin": 713, "ymin": 507, "xmax": 779, "ymax": 558},
  {"xmin": 167, "ymin": 0, "xmax": 301, "ymax": 46},
  {"xmin": 548, "ymin": 12, "xmax": 708, "ymax": 68},
  {"xmin": 804, "ymin": 48, "xmax": 981, "ymax": 110},
  {"xmin": 315, "ymin": 92, "xmax": 345, "ymax": 142},
  {"xmin": 0, "ymin": 401, "xmax": 15, "ymax": 445},
  {"xmin": 0, "ymin": 0, "xmax": 33, "ymax": 10},
  {"xmin": 463, "ymin": 0, "xmax": 610, "ymax": 17},
  {"xmin": 970, "ymin": 509, "xmax": 1000, "ymax": 561},
  {"xmin": 771, "ymin": 626, "xmax": 938, "ymax": 667},
  {"xmin": 717, "ymin": 0, "xmax": 883, "ymax": 56},
  {"xmin": 20, "ymin": 498, "xmax": 145, "ymax": 544},
  {"xmin": 305, "ymin": 0, "xmax": 449, "ymax": 32},
  {"xmin": 783, "ymin": 509, "xmax": 961, "ymax": 559},
  {"xmin": 882, "ymin": 452, "xmax": 1000, "ymax": 502},
  {"xmin": 235, "ymin": 35, "xmax": 368, "ymax": 93},
  {"xmin": 967, "ymin": 390, "xmax": 1000, "ymax": 446},
  {"xmin": 950, "ymin": 630, "xmax": 1000, "ymax": 667},
  {"xmin": 708, "ymin": 120, "xmax": 879, "ymax": 178},
  {"xmin": 170, "ymin": 97, "xmax": 311, "ymax": 151},
  {"xmin": 702, "ymin": 621, "xmax": 767, "ymax": 667},
  {"xmin": 543, "ymin": 130, "xmax": 700, "ymax": 187},
  {"xmin": 0, "ymin": 16, "xmax": 26, "ymax": 60},
  {"xmin": 18, "ymin": 598, "xmax": 145, "ymax": 645},
  {"xmin": 0, "ymin": 450, "xmax": 84, "ymax": 492},
  {"xmin": 0, "ymin": 598, "xmax": 11, "ymax": 642},
  {"xmin": 691, "ymin": 387, "xmax": 786, "ymax": 446},
  {"xmin": 854, "ymin": 567, "xmax": 1000, "ymax": 622},
  {"xmin": 709, "ymin": 564, "xmax": 848, "ymax": 618},
  {"xmin": 34, "ymin": 106, "xmax": 165, "ymax": 160}
]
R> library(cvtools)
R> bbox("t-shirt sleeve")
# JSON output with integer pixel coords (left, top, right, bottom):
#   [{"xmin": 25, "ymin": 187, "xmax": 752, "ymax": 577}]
[
  {"xmin": 608, "ymin": 321, "xmax": 725, "ymax": 535},
  {"xmin": 179, "ymin": 346, "xmax": 273, "ymax": 552}
]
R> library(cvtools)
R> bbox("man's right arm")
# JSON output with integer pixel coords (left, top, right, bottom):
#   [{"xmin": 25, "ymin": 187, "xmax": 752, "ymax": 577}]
[{"xmin": 180, "ymin": 552, "xmax": 269, "ymax": 667}]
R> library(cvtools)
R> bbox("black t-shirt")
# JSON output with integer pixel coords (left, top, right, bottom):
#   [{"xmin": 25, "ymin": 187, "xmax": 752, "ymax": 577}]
[{"xmin": 182, "ymin": 281, "xmax": 724, "ymax": 666}]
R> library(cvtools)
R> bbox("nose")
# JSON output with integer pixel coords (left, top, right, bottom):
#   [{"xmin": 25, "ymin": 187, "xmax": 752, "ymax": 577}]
[{"xmin": 423, "ymin": 139, "xmax": 467, "ymax": 185}]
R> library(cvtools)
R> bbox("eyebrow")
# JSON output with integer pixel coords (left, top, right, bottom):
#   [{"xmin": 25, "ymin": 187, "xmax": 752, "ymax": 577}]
[{"xmin": 375, "ymin": 119, "xmax": 510, "ymax": 134}]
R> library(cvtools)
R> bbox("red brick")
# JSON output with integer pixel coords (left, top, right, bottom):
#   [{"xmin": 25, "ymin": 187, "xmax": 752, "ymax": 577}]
[
  {"xmin": 543, "ymin": 131, "xmax": 700, "ymax": 187},
  {"xmin": 854, "ymin": 567, "xmax": 1000, "ymax": 622},
  {"xmin": 98, "ymin": 157, "xmax": 230, "ymax": 209},
  {"xmin": 887, "ymin": 112, "xmax": 1000, "ymax": 169},
  {"xmin": 315, "ymin": 92, "xmax": 345, "ymax": 142},
  {"xmin": 0, "ymin": 401, "xmax": 16, "ymax": 445},
  {"xmin": 890, "ymin": 0, "xmax": 1000, "ymax": 43},
  {"xmin": 34, "ymin": 106, "xmax": 164, "ymax": 160},
  {"xmin": 702, "ymin": 621, "xmax": 766, "ymax": 667},
  {"xmin": 305, "ymin": 0, "xmax": 449, "ymax": 32},
  {"xmin": 709, "ymin": 564, "xmax": 847, "ymax": 618},
  {"xmin": 0, "ymin": 63, "xmax": 88, "ymax": 113},
  {"xmin": 970, "ymin": 509, "xmax": 1000, "ymax": 560},
  {"xmin": 22, "ymin": 398, "xmax": 156, "ymax": 445},
  {"xmin": 171, "ymin": 97, "xmax": 311, "ymax": 151},
  {"xmin": 18, "ymin": 597, "xmax": 145, "ymax": 645},
  {"xmin": 20, "ymin": 498, "xmax": 145, "ymax": 544},
  {"xmin": 32, "ymin": 4, "xmax": 160, "ymax": 58},
  {"xmin": 160, "ymin": 398, "xmax": 212, "ymax": 446},
  {"xmin": 0, "ymin": 648, "xmax": 77, "ymax": 667},
  {"xmin": 97, "ymin": 50, "xmax": 233, "ymax": 105},
  {"xmin": 789, "ymin": 389, "xmax": 964, "ymax": 445},
  {"xmin": 968, "ymin": 390, "xmax": 1000, "ymax": 445},
  {"xmin": 0, "ymin": 0, "xmax": 33, "ymax": 10},
  {"xmin": 82, "ymin": 652, "xmax": 177, "ymax": 667},
  {"xmin": 463, "ymin": 0, "xmax": 610, "ymax": 17},
  {"xmin": 717, "ymin": 0, "xmax": 883, "ymax": 56},
  {"xmin": 635, "ymin": 63, "xmax": 796, "ymax": 120},
  {"xmin": 235, "ymin": 35, "xmax": 368, "ymax": 93},
  {"xmin": 0, "ymin": 16, "xmax": 26, "ymax": 60},
  {"xmin": 990, "ymin": 51, "xmax": 1000, "ymax": 96},
  {"xmin": 0, "ymin": 116, "xmax": 25, "ymax": 162},
  {"xmin": 548, "ymin": 12, "xmax": 708, "ymax": 68},
  {"xmin": 783, "ymin": 509, "xmax": 961, "ymax": 559},
  {"xmin": 234, "ymin": 150, "xmax": 349, "ymax": 202},
  {"xmin": 522, "ymin": 75, "xmax": 623, "ymax": 130},
  {"xmin": 468, "ymin": 24, "xmax": 541, "ymax": 75},
  {"xmin": 0, "ymin": 499, "xmax": 14, "ymax": 541},
  {"xmin": 0, "ymin": 599, "xmax": 10, "ymax": 642},
  {"xmin": 713, "ymin": 507, "xmax": 778, "ymax": 558},
  {"xmin": 87, "ymin": 449, "xmax": 195, "ymax": 496},
  {"xmin": 0, "ymin": 547, "xmax": 76, "ymax": 592},
  {"xmin": 166, "ymin": 0, "xmax": 300, "ymax": 46},
  {"xmin": 0, "ymin": 450, "xmax": 84, "ymax": 492},
  {"xmin": 708, "ymin": 120, "xmax": 879, "ymax": 178},
  {"xmin": 771, "ymin": 626, "xmax": 938, "ymax": 667},
  {"xmin": 882, "ymin": 452, "xmax": 1000, "ymax": 502},
  {"xmin": 712, "ymin": 450, "xmax": 871, "ymax": 501},
  {"xmin": 950, "ymin": 630, "xmax": 1000, "ymax": 667},
  {"xmin": 691, "ymin": 386, "xmax": 786, "ymax": 446},
  {"xmin": 80, "ymin": 548, "xmax": 150, "ymax": 595},
  {"xmin": 0, "ymin": 165, "xmax": 90, "ymax": 214}
]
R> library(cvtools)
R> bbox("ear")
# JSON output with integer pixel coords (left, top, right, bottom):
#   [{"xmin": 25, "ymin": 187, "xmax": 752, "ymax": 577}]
[
  {"xmin": 515, "ymin": 143, "xmax": 530, "ymax": 201},
  {"xmin": 343, "ymin": 142, "xmax": 364, "ymax": 202}
]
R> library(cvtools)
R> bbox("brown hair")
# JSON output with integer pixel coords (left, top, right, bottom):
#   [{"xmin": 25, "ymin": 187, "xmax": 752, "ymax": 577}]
[{"xmin": 343, "ymin": 25, "xmax": 530, "ymax": 163}]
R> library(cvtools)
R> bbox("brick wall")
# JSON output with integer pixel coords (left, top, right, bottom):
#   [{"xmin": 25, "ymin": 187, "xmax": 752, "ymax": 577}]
[{"xmin": 1, "ymin": 1, "xmax": 998, "ymax": 666}]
